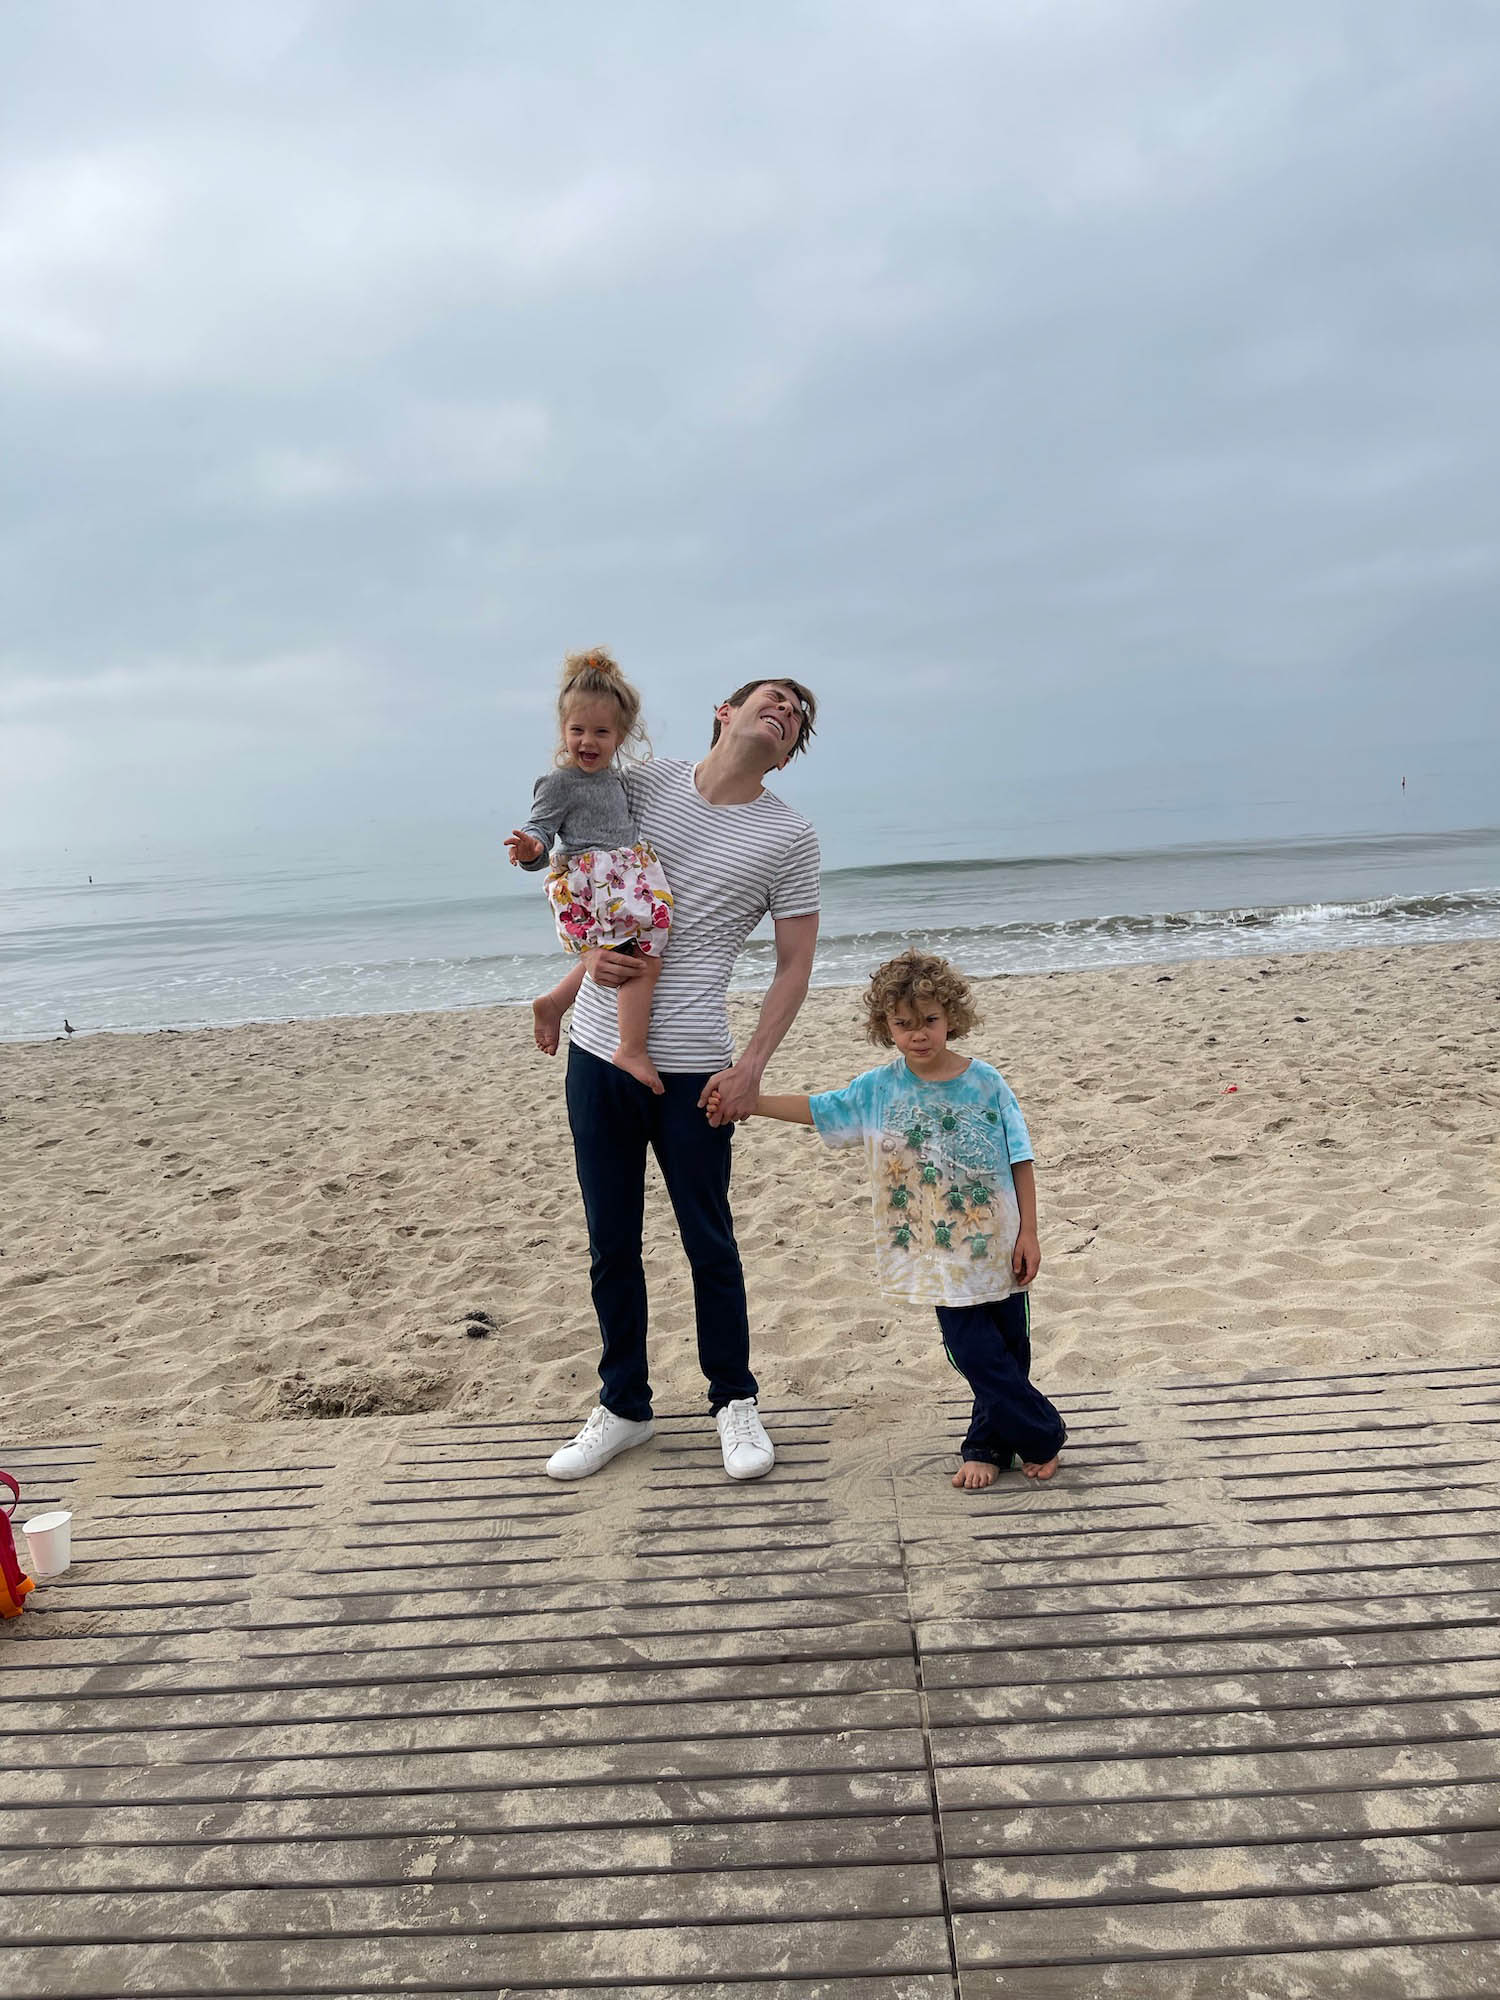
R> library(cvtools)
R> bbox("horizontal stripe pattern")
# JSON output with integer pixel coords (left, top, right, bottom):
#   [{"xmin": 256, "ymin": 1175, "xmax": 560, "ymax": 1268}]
[{"xmin": 571, "ymin": 759, "xmax": 820, "ymax": 1072}]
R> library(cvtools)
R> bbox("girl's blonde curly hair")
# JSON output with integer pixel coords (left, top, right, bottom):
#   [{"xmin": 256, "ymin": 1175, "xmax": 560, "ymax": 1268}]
[
  {"xmin": 554, "ymin": 648, "xmax": 651, "ymax": 767},
  {"xmin": 862, "ymin": 949, "xmax": 980, "ymax": 1047}
]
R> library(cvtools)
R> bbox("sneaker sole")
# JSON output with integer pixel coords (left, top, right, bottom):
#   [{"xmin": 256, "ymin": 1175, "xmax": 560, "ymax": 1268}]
[
  {"xmin": 545, "ymin": 1425, "xmax": 654, "ymax": 1482},
  {"xmin": 722, "ymin": 1453, "xmax": 774, "ymax": 1481}
]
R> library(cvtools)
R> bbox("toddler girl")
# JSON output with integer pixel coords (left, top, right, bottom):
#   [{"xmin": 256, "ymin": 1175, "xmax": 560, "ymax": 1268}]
[{"xmin": 506, "ymin": 650, "xmax": 673, "ymax": 1093}]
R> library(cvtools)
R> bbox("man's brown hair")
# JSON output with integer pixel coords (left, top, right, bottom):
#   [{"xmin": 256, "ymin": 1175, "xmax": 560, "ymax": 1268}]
[
  {"xmin": 862, "ymin": 950, "xmax": 980, "ymax": 1047},
  {"xmin": 710, "ymin": 678, "xmax": 818, "ymax": 760}
]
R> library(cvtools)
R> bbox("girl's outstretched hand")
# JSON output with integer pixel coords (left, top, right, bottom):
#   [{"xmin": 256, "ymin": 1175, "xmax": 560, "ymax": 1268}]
[{"xmin": 505, "ymin": 830, "xmax": 544, "ymax": 866}]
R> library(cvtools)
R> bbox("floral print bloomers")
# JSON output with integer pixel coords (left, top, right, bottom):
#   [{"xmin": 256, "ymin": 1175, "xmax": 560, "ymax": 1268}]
[{"xmin": 545, "ymin": 841, "xmax": 674, "ymax": 956}]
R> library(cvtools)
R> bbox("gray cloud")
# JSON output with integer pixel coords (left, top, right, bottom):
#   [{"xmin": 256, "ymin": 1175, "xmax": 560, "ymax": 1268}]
[{"xmin": 3, "ymin": 1, "xmax": 1497, "ymax": 859}]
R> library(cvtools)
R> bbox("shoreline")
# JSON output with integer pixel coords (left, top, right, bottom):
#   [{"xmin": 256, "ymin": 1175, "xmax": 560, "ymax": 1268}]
[
  {"xmin": 11, "ymin": 916, "xmax": 1500, "ymax": 1052},
  {"xmin": 4, "ymin": 938, "xmax": 1498, "ymax": 1444}
]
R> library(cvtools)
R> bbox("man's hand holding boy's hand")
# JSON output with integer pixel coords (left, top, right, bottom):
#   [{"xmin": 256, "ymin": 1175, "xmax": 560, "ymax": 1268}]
[
  {"xmin": 1012, "ymin": 1229, "xmax": 1041, "ymax": 1286},
  {"xmin": 505, "ymin": 830, "xmax": 545, "ymax": 866},
  {"xmin": 701, "ymin": 1064, "xmax": 760, "ymax": 1126}
]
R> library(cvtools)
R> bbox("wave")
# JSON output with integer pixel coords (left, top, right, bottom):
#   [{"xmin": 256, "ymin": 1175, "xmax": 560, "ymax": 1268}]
[
  {"xmin": 801, "ymin": 886, "xmax": 1500, "ymax": 950},
  {"xmin": 717, "ymin": 883, "xmax": 1500, "ymax": 991},
  {"xmin": 819, "ymin": 826, "xmax": 1500, "ymax": 883}
]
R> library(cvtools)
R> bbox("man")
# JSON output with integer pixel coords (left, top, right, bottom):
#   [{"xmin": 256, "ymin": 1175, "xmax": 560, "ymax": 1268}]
[{"xmin": 545, "ymin": 678, "xmax": 820, "ymax": 1482}]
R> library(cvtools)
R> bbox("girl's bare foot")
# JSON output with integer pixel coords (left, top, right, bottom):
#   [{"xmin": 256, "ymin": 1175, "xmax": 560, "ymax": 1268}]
[
  {"xmin": 1022, "ymin": 1456, "xmax": 1060, "ymax": 1480},
  {"xmin": 532, "ymin": 994, "xmax": 567, "ymax": 1055},
  {"xmin": 613, "ymin": 1047, "xmax": 666, "ymax": 1095},
  {"xmin": 952, "ymin": 1460, "xmax": 998, "ymax": 1490}
]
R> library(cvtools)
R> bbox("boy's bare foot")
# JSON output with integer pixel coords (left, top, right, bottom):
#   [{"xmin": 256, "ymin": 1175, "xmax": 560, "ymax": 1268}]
[
  {"xmin": 532, "ymin": 995, "xmax": 567, "ymax": 1055},
  {"xmin": 952, "ymin": 1460, "xmax": 998, "ymax": 1490},
  {"xmin": 1022, "ymin": 1456, "xmax": 1060, "ymax": 1480},
  {"xmin": 613, "ymin": 1047, "xmax": 666, "ymax": 1095}
]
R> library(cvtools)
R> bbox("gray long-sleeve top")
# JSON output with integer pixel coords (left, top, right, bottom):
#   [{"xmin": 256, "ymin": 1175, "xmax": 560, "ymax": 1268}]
[{"xmin": 517, "ymin": 765, "xmax": 639, "ymax": 870}]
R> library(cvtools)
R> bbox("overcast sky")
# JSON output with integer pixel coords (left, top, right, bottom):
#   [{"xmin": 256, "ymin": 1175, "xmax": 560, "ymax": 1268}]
[{"xmin": 3, "ymin": 1, "xmax": 1497, "ymax": 869}]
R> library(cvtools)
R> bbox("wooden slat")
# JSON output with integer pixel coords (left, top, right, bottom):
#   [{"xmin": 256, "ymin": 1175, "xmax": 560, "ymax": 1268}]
[
  {"xmin": 1, "ymin": 1652, "xmax": 915, "ymax": 1735},
  {"xmin": 959, "ymin": 1940, "xmax": 1500, "ymax": 1996},
  {"xmin": 0, "ymin": 1769, "xmax": 940, "ymax": 1848},
  {"xmin": 912, "ymin": 1531, "xmax": 1500, "ymax": 1597},
  {"xmin": 3, "ymin": 1689, "xmax": 924, "ymax": 1770},
  {"xmin": 918, "ymin": 1587, "xmax": 1500, "ymax": 1654},
  {"xmin": 953, "ymin": 1880, "xmax": 1500, "ymax": 1963},
  {"xmin": 90, "ymin": 1984, "xmax": 952, "ymax": 2000},
  {"xmin": 928, "ymin": 1653, "xmax": 1500, "ymax": 1725},
  {"xmin": 935, "ymin": 1737, "xmax": 1500, "ymax": 1812},
  {"xmin": 950, "ymin": 1829, "xmax": 1500, "ymax": 1911},
  {"xmin": 931, "ymin": 1694, "xmax": 1500, "ymax": 1767},
  {"xmin": 942, "ymin": 1779, "xmax": 1500, "ymax": 1858},
  {"xmin": 0, "ymin": 1616, "xmax": 919, "ymax": 1695},
  {"xmin": 0, "ymin": 1811, "xmax": 938, "ymax": 1893},
  {"xmin": 228, "ymin": 1589, "xmax": 906, "ymax": 1651},
  {"xmin": 921, "ymin": 1620, "xmax": 1500, "ymax": 1688},
  {"xmin": 2, "ymin": 1860, "xmax": 945, "ymax": 1942},
  {"xmin": 2, "ymin": 1725, "xmax": 930, "ymax": 1809},
  {"xmin": 0, "ymin": 1916, "xmax": 957, "ymax": 1996},
  {"xmin": 277, "ymin": 1562, "xmax": 905, "ymax": 1609}
]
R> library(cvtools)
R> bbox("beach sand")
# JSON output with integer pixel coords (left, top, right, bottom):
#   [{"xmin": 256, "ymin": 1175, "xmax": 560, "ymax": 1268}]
[{"xmin": 3, "ymin": 940, "xmax": 1498, "ymax": 1444}]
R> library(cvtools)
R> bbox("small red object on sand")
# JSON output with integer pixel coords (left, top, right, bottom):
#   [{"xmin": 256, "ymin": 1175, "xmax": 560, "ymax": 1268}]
[
  {"xmin": 1, "ymin": 1472, "xmax": 35, "ymax": 1618},
  {"xmin": 1224, "ymin": 1085, "xmax": 1238, "ymax": 1093}
]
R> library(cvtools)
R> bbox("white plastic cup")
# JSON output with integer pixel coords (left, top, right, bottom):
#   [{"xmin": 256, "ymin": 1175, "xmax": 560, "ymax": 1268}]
[{"xmin": 21, "ymin": 1511, "xmax": 72, "ymax": 1579}]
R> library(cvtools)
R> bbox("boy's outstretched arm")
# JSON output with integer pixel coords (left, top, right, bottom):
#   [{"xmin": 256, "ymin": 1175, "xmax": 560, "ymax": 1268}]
[
  {"xmin": 707, "ymin": 1089, "xmax": 815, "ymax": 1126},
  {"xmin": 1011, "ymin": 1159, "xmax": 1041, "ymax": 1283},
  {"xmin": 754, "ymin": 1093, "xmax": 815, "ymax": 1125}
]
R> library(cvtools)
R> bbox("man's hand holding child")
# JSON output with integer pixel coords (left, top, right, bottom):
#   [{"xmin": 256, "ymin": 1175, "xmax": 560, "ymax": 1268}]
[
  {"xmin": 582, "ymin": 945, "xmax": 649, "ymax": 989},
  {"xmin": 702, "ymin": 1068, "xmax": 760, "ymax": 1127}
]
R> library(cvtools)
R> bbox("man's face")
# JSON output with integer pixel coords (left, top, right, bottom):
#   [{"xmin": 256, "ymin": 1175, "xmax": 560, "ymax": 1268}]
[{"xmin": 715, "ymin": 682, "xmax": 808, "ymax": 769}]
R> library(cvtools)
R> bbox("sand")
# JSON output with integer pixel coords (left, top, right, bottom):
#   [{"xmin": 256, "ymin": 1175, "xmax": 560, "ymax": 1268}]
[{"xmin": 3, "ymin": 940, "xmax": 1498, "ymax": 1443}]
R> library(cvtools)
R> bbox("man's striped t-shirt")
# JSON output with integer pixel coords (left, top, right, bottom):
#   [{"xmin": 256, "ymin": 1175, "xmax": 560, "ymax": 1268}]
[{"xmin": 570, "ymin": 758, "xmax": 821, "ymax": 1074}]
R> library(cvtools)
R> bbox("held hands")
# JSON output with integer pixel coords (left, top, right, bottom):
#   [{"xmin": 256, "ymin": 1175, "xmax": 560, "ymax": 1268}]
[
  {"xmin": 505, "ymin": 830, "xmax": 545, "ymax": 866},
  {"xmin": 701, "ymin": 1066, "xmax": 759, "ymax": 1127},
  {"xmin": 1012, "ymin": 1229, "xmax": 1041, "ymax": 1287}
]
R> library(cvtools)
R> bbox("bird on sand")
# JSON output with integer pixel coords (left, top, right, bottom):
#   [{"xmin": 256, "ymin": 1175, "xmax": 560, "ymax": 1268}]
[{"xmin": 63, "ymin": 1019, "xmax": 74, "ymax": 1035}]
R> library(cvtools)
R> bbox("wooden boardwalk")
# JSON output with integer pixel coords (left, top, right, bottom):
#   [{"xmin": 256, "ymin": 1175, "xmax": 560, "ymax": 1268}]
[{"xmin": 4, "ymin": 1358, "xmax": 1500, "ymax": 1997}]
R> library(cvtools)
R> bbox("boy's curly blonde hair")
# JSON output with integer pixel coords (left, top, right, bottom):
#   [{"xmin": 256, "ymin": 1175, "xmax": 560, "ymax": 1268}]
[
  {"xmin": 862, "ymin": 949, "xmax": 979, "ymax": 1047},
  {"xmin": 554, "ymin": 648, "xmax": 651, "ymax": 766}
]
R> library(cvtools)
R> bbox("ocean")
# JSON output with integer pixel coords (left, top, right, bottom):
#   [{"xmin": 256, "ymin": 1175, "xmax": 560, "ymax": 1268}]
[{"xmin": 4, "ymin": 818, "xmax": 1498, "ymax": 1045}]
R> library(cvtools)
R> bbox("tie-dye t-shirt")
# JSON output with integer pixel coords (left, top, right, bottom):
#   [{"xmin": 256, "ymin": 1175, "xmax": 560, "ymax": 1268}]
[{"xmin": 809, "ymin": 1058, "xmax": 1033, "ymax": 1306}]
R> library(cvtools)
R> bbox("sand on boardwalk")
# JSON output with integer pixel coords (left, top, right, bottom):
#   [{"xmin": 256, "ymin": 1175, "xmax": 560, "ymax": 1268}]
[{"xmin": 3, "ymin": 941, "xmax": 1498, "ymax": 1443}]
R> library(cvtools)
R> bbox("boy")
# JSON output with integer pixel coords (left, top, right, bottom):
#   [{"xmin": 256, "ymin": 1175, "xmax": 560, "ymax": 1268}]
[{"xmin": 723, "ymin": 949, "xmax": 1065, "ymax": 1487}]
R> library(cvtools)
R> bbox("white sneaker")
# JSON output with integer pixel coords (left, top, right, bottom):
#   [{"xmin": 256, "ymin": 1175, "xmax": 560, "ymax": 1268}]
[
  {"xmin": 716, "ymin": 1397, "xmax": 775, "ymax": 1480},
  {"xmin": 545, "ymin": 1406, "xmax": 654, "ymax": 1481}
]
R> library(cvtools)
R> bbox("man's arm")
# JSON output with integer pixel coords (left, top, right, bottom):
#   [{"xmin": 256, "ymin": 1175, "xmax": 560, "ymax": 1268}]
[{"xmin": 700, "ymin": 910, "xmax": 818, "ymax": 1125}]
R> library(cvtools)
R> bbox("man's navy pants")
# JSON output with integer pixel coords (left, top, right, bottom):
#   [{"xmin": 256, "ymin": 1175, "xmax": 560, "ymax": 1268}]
[{"xmin": 566, "ymin": 1043, "xmax": 757, "ymax": 1421}]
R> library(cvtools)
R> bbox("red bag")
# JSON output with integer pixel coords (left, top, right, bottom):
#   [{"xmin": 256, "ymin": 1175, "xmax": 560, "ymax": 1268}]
[{"xmin": 1, "ymin": 1471, "xmax": 35, "ymax": 1618}]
